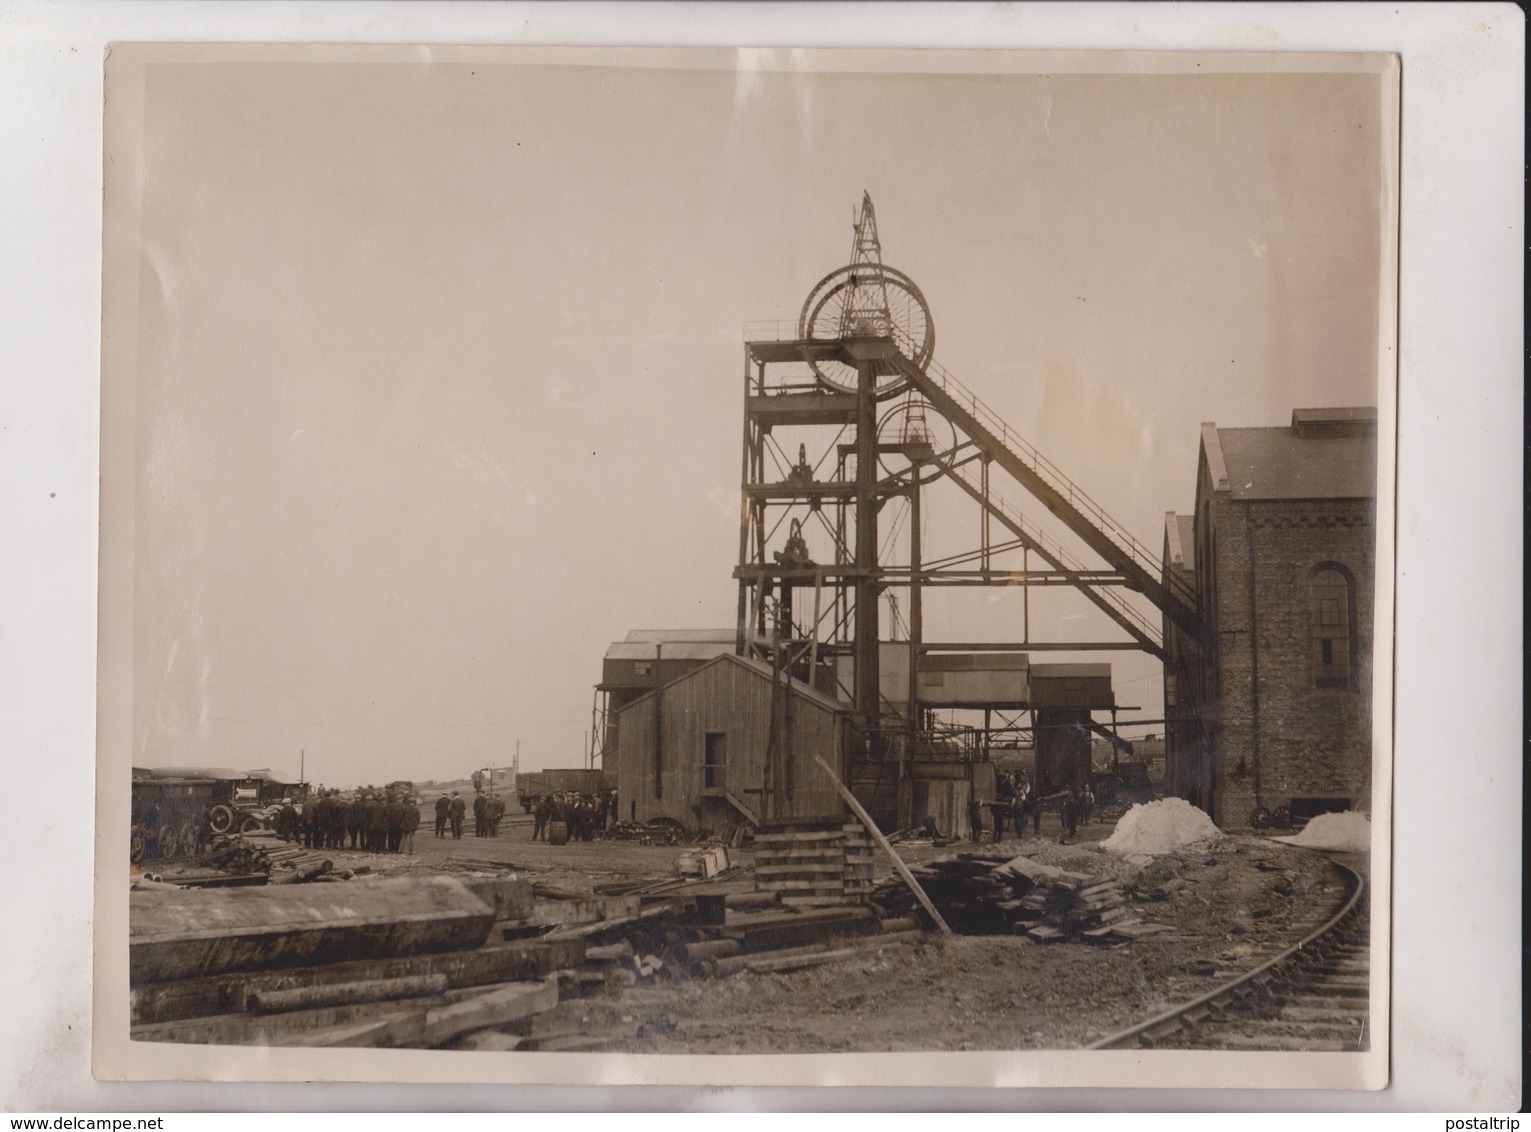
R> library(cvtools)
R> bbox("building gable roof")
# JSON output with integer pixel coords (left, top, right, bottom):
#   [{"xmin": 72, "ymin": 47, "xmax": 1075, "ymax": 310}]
[
  {"xmin": 1216, "ymin": 426, "xmax": 1377, "ymax": 500},
  {"xmin": 1163, "ymin": 511, "xmax": 1195, "ymax": 571},
  {"xmin": 1198, "ymin": 408, "xmax": 1378, "ymax": 503},
  {"xmin": 611, "ymin": 651, "xmax": 847, "ymax": 716}
]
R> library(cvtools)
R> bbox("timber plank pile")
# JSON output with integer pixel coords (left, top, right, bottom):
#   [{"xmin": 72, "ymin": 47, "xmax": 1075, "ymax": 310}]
[
  {"xmin": 872, "ymin": 852, "xmax": 1173, "ymax": 943},
  {"xmin": 754, "ymin": 821, "xmax": 873, "ymax": 908},
  {"xmin": 132, "ymin": 832, "xmax": 343, "ymax": 887},
  {"xmin": 129, "ymin": 875, "xmax": 576, "ymax": 1048},
  {"xmin": 129, "ymin": 864, "xmax": 931, "ymax": 1050}
]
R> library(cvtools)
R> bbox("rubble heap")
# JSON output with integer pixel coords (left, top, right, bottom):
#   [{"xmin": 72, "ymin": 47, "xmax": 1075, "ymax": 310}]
[{"xmin": 130, "ymin": 865, "xmax": 921, "ymax": 1050}]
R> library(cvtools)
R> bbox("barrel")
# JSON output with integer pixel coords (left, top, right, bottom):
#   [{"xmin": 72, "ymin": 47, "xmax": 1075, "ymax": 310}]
[{"xmin": 547, "ymin": 820, "xmax": 569, "ymax": 846}]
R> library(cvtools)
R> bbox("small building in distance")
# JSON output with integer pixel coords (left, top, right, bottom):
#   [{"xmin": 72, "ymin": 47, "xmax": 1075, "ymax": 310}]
[
  {"xmin": 613, "ymin": 652, "xmax": 849, "ymax": 833},
  {"xmin": 595, "ymin": 629, "xmax": 740, "ymax": 782},
  {"xmin": 1165, "ymin": 407, "xmax": 1377, "ymax": 829}
]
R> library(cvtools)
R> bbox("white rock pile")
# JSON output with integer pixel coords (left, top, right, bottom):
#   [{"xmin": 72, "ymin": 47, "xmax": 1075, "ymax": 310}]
[
  {"xmin": 1273, "ymin": 811, "xmax": 1372, "ymax": 852},
  {"xmin": 1102, "ymin": 798, "xmax": 1223, "ymax": 856}
]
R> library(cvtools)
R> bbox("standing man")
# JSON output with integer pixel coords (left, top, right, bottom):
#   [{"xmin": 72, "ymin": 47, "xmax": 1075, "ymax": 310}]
[
  {"xmin": 368, "ymin": 791, "xmax": 390, "ymax": 853},
  {"xmin": 448, "ymin": 791, "xmax": 466, "ymax": 839},
  {"xmin": 304, "ymin": 793, "xmax": 321, "ymax": 849},
  {"xmin": 385, "ymin": 791, "xmax": 405, "ymax": 853},
  {"xmin": 434, "ymin": 793, "xmax": 450, "ymax": 839},
  {"xmin": 1060, "ymin": 787, "xmax": 1080, "ymax": 841},
  {"xmin": 532, "ymin": 795, "xmax": 550, "ymax": 841},
  {"xmin": 967, "ymin": 794, "xmax": 984, "ymax": 843},
  {"xmin": 401, "ymin": 797, "xmax": 420, "ymax": 854},
  {"xmin": 487, "ymin": 793, "xmax": 504, "ymax": 837},
  {"xmin": 472, "ymin": 791, "xmax": 488, "ymax": 838},
  {"xmin": 1010, "ymin": 783, "xmax": 1028, "ymax": 843},
  {"xmin": 329, "ymin": 792, "xmax": 349, "ymax": 850},
  {"xmin": 313, "ymin": 790, "xmax": 329, "ymax": 849}
]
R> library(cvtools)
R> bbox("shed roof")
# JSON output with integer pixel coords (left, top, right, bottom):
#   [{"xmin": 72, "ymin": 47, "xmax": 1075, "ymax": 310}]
[
  {"xmin": 146, "ymin": 766, "xmax": 247, "ymax": 781},
  {"xmin": 1031, "ymin": 663, "xmax": 1113, "ymax": 680},
  {"xmin": 921, "ymin": 652, "xmax": 1030, "ymax": 672},
  {"xmin": 622, "ymin": 628, "xmax": 737, "ymax": 643},
  {"xmin": 612, "ymin": 651, "xmax": 847, "ymax": 716},
  {"xmin": 606, "ymin": 628, "xmax": 764, "ymax": 662},
  {"xmin": 1202, "ymin": 409, "xmax": 1377, "ymax": 501},
  {"xmin": 605, "ymin": 641, "xmax": 736, "ymax": 662}
]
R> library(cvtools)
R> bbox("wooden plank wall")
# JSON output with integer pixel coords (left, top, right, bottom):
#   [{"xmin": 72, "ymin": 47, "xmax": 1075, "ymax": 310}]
[{"xmin": 615, "ymin": 660, "xmax": 845, "ymax": 830}]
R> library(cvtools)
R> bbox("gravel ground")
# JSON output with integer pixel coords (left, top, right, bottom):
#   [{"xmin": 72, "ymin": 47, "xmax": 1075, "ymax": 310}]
[
  {"xmin": 528, "ymin": 829, "xmax": 1353, "ymax": 1054},
  {"xmin": 155, "ymin": 809, "xmax": 1358, "ymax": 1053}
]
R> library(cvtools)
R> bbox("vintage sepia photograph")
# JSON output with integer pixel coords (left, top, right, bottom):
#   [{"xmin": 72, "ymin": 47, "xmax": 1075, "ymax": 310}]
[{"xmin": 97, "ymin": 45, "xmax": 1397, "ymax": 1086}]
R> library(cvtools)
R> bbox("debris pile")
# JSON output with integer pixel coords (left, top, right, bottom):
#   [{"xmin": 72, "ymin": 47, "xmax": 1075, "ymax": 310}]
[
  {"xmin": 129, "ymin": 831, "xmax": 926, "ymax": 1052},
  {"xmin": 1272, "ymin": 811, "xmax": 1371, "ymax": 852},
  {"xmin": 130, "ymin": 832, "xmax": 347, "ymax": 888},
  {"xmin": 871, "ymin": 853, "xmax": 1172, "ymax": 943},
  {"xmin": 596, "ymin": 820, "xmax": 658, "ymax": 844},
  {"xmin": 1102, "ymin": 798, "xmax": 1223, "ymax": 856}
]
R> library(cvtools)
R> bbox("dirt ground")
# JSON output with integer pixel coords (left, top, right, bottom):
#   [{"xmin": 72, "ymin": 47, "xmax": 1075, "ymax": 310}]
[
  {"xmin": 159, "ymin": 807, "xmax": 1355, "ymax": 1052},
  {"xmin": 608, "ymin": 832, "xmax": 1347, "ymax": 1053}
]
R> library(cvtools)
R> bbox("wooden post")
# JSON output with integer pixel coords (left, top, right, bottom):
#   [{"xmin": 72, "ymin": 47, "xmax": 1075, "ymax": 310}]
[{"xmin": 813, "ymin": 754, "xmax": 952, "ymax": 936}]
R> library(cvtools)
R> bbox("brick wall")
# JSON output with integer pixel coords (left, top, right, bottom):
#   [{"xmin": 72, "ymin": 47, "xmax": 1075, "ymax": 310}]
[{"xmin": 1203, "ymin": 496, "xmax": 1375, "ymax": 827}]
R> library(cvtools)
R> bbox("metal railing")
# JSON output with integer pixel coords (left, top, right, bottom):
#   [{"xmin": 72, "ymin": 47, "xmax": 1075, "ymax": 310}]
[
  {"xmin": 888, "ymin": 327, "xmax": 1197, "ymax": 610},
  {"xmin": 742, "ymin": 319, "xmax": 813, "ymax": 342},
  {"xmin": 947, "ymin": 461, "xmax": 1164, "ymax": 648},
  {"xmin": 739, "ymin": 317, "xmax": 1197, "ymax": 614}
]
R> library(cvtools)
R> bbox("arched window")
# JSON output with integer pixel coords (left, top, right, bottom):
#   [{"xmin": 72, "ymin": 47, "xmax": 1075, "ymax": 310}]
[{"xmin": 1309, "ymin": 566, "xmax": 1354, "ymax": 688}]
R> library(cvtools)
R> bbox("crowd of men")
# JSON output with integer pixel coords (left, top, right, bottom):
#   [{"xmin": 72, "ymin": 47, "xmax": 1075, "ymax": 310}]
[
  {"xmin": 966, "ymin": 774, "xmax": 1096, "ymax": 843},
  {"xmin": 273, "ymin": 788, "xmax": 421, "ymax": 854},
  {"xmin": 530, "ymin": 790, "xmax": 618, "ymax": 842},
  {"xmin": 429, "ymin": 791, "xmax": 509, "ymax": 839},
  {"xmin": 266, "ymin": 784, "xmax": 622, "ymax": 852}
]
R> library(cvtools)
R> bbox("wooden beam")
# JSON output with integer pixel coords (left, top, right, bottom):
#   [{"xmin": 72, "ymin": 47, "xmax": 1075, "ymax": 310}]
[{"xmin": 812, "ymin": 755, "xmax": 951, "ymax": 936}]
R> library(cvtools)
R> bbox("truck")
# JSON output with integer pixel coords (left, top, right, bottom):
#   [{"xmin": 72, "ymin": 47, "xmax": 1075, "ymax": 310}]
[
  {"xmin": 131, "ymin": 766, "xmax": 304, "ymax": 862},
  {"xmin": 514, "ymin": 768, "xmax": 611, "ymax": 812}
]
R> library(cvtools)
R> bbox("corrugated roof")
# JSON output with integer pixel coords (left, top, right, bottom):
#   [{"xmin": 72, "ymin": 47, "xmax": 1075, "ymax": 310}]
[
  {"xmin": 147, "ymin": 766, "xmax": 247, "ymax": 781},
  {"xmin": 604, "ymin": 641, "xmax": 736, "ymax": 662},
  {"xmin": 1214, "ymin": 425, "xmax": 1377, "ymax": 501},
  {"xmin": 622, "ymin": 629, "xmax": 737, "ymax": 644},
  {"xmin": 1030, "ymin": 663, "xmax": 1113, "ymax": 680},
  {"xmin": 921, "ymin": 652, "xmax": 1030, "ymax": 672},
  {"xmin": 612, "ymin": 652, "xmax": 847, "ymax": 716}
]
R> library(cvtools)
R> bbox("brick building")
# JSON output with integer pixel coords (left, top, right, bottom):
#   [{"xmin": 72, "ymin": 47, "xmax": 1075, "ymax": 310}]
[{"xmin": 1164, "ymin": 407, "xmax": 1377, "ymax": 829}]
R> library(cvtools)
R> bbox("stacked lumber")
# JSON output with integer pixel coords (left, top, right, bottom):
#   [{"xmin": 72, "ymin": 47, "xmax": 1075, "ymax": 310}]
[
  {"xmin": 130, "ymin": 875, "xmax": 499, "ymax": 983},
  {"xmin": 128, "ymin": 865, "xmax": 931, "ymax": 1052},
  {"xmin": 576, "ymin": 902, "xmax": 918, "ymax": 982},
  {"xmin": 754, "ymin": 821, "xmax": 872, "ymax": 908},
  {"xmin": 872, "ymin": 852, "xmax": 1168, "ymax": 943},
  {"xmin": 129, "ymin": 877, "xmax": 573, "ymax": 1048},
  {"xmin": 192, "ymin": 832, "xmax": 336, "ymax": 884},
  {"xmin": 842, "ymin": 823, "xmax": 874, "ymax": 902}
]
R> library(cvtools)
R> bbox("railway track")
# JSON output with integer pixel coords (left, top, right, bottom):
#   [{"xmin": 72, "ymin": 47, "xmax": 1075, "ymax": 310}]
[{"xmin": 1089, "ymin": 855, "xmax": 1370, "ymax": 1052}]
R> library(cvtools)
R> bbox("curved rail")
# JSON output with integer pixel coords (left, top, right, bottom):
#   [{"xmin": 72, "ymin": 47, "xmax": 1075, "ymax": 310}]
[{"xmin": 1087, "ymin": 857, "xmax": 1367, "ymax": 1050}]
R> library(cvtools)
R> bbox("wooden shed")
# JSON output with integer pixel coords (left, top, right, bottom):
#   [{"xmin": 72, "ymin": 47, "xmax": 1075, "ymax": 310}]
[{"xmin": 614, "ymin": 653, "xmax": 849, "ymax": 833}]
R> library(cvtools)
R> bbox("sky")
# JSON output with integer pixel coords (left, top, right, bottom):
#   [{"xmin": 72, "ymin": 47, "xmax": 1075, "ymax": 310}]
[{"xmin": 125, "ymin": 51, "xmax": 1388, "ymax": 785}]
